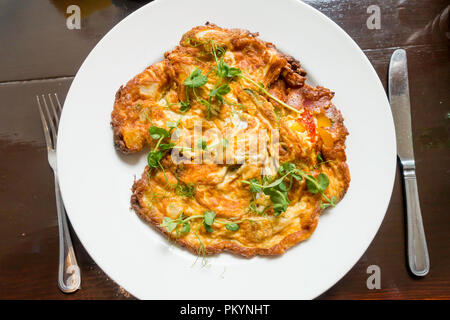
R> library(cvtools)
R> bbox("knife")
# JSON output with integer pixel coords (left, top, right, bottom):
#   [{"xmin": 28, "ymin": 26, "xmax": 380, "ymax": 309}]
[{"xmin": 389, "ymin": 49, "xmax": 430, "ymax": 276}]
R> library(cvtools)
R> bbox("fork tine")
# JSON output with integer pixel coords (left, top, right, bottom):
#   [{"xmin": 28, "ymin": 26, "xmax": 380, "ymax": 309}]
[
  {"xmin": 54, "ymin": 93, "xmax": 63, "ymax": 113},
  {"xmin": 41, "ymin": 94, "xmax": 57, "ymax": 144},
  {"xmin": 36, "ymin": 95, "xmax": 53, "ymax": 150},
  {"xmin": 47, "ymin": 93, "xmax": 60, "ymax": 126}
]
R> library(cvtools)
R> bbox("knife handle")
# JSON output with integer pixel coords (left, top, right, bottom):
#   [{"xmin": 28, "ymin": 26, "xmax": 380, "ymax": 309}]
[{"xmin": 402, "ymin": 160, "xmax": 430, "ymax": 276}]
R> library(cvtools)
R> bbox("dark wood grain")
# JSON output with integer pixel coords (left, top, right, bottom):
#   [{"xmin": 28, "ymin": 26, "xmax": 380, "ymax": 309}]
[
  {"xmin": 0, "ymin": 78, "xmax": 133, "ymax": 299},
  {"xmin": 0, "ymin": 0, "xmax": 148, "ymax": 82},
  {"xmin": 0, "ymin": 0, "xmax": 448, "ymax": 300},
  {"xmin": 0, "ymin": 0, "xmax": 448, "ymax": 82}
]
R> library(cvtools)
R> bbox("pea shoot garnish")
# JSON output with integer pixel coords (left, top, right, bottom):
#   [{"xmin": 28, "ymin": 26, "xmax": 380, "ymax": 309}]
[
  {"xmin": 160, "ymin": 210, "xmax": 247, "ymax": 236},
  {"xmin": 242, "ymin": 162, "xmax": 337, "ymax": 216},
  {"xmin": 147, "ymin": 125, "xmax": 172, "ymax": 170},
  {"xmin": 238, "ymin": 74, "xmax": 302, "ymax": 114},
  {"xmin": 317, "ymin": 153, "xmax": 324, "ymax": 162},
  {"xmin": 160, "ymin": 210, "xmax": 253, "ymax": 260},
  {"xmin": 175, "ymin": 182, "xmax": 195, "ymax": 198},
  {"xmin": 146, "ymin": 121, "xmax": 182, "ymax": 187},
  {"xmin": 180, "ymin": 39, "xmax": 302, "ymax": 118},
  {"xmin": 314, "ymin": 153, "xmax": 334, "ymax": 169},
  {"xmin": 185, "ymin": 67, "xmax": 208, "ymax": 88},
  {"xmin": 197, "ymin": 139, "xmax": 208, "ymax": 151},
  {"xmin": 180, "ymin": 68, "xmax": 209, "ymax": 112},
  {"xmin": 203, "ymin": 210, "xmax": 215, "ymax": 232},
  {"xmin": 225, "ymin": 223, "xmax": 240, "ymax": 231},
  {"xmin": 179, "ymin": 101, "xmax": 191, "ymax": 113}
]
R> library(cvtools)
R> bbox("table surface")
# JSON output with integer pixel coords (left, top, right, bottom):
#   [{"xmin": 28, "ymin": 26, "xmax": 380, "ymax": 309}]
[{"xmin": 0, "ymin": 0, "xmax": 448, "ymax": 300}]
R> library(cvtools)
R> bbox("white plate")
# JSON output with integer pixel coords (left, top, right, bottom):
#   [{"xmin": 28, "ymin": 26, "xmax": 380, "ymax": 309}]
[{"xmin": 57, "ymin": 0, "xmax": 396, "ymax": 299}]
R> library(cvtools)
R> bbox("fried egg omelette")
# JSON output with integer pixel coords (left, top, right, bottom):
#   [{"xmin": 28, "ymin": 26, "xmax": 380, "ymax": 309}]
[{"xmin": 111, "ymin": 23, "xmax": 350, "ymax": 258}]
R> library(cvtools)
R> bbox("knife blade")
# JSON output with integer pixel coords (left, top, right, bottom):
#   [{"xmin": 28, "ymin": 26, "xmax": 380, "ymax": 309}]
[
  {"xmin": 388, "ymin": 49, "xmax": 430, "ymax": 277},
  {"xmin": 389, "ymin": 49, "xmax": 415, "ymax": 161}
]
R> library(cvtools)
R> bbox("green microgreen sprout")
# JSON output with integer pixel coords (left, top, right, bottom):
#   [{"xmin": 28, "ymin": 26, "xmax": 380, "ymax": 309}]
[
  {"xmin": 160, "ymin": 210, "xmax": 246, "ymax": 236},
  {"xmin": 197, "ymin": 139, "xmax": 208, "ymax": 151},
  {"xmin": 209, "ymin": 40, "xmax": 300, "ymax": 117},
  {"xmin": 238, "ymin": 74, "xmax": 302, "ymax": 114},
  {"xmin": 146, "ymin": 121, "xmax": 181, "ymax": 186},
  {"xmin": 179, "ymin": 68, "xmax": 209, "ymax": 113},
  {"xmin": 313, "ymin": 153, "xmax": 334, "ymax": 169},
  {"xmin": 184, "ymin": 68, "xmax": 208, "ymax": 88},
  {"xmin": 160, "ymin": 210, "xmax": 254, "ymax": 262},
  {"xmin": 242, "ymin": 162, "xmax": 336, "ymax": 216},
  {"xmin": 248, "ymin": 201, "xmax": 269, "ymax": 216},
  {"xmin": 175, "ymin": 182, "xmax": 195, "ymax": 198},
  {"xmin": 179, "ymin": 39, "xmax": 301, "ymax": 117}
]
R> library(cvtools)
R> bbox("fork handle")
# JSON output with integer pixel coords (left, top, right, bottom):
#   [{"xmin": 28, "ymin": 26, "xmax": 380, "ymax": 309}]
[
  {"xmin": 54, "ymin": 175, "xmax": 81, "ymax": 292},
  {"xmin": 402, "ymin": 161, "xmax": 430, "ymax": 276}
]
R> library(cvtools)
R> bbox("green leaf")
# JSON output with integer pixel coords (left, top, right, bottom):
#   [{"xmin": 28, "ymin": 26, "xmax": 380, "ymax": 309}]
[
  {"xmin": 180, "ymin": 101, "xmax": 191, "ymax": 112},
  {"xmin": 262, "ymin": 175, "xmax": 274, "ymax": 185},
  {"xmin": 160, "ymin": 217, "xmax": 178, "ymax": 233},
  {"xmin": 147, "ymin": 150, "xmax": 163, "ymax": 168},
  {"xmin": 278, "ymin": 162, "xmax": 296, "ymax": 175},
  {"xmin": 159, "ymin": 142, "xmax": 175, "ymax": 151},
  {"xmin": 216, "ymin": 59, "xmax": 227, "ymax": 78},
  {"xmin": 217, "ymin": 58, "xmax": 242, "ymax": 79},
  {"xmin": 209, "ymin": 84, "xmax": 231, "ymax": 98},
  {"xmin": 204, "ymin": 223, "xmax": 214, "ymax": 233},
  {"xmin": 276, "ymin": 181, "xmax": 287, "ymax": 192},
  {"xmin": 262, "ymin": 175, "xmax": 286, "ymax": 189},
  {"xmin": 291, "ymin": 172, "xmax": 303, "ymax": 181},
  {"xmin": 305, "ymin": 175, "xmax": 319, "ymax": 194},
  {"xmin": 212, "ymin": 43, "xmax": 227, "ymax": 58},
  {"xmin": 317, "ymin": 153, "xmax": 324, "ymax": 162},
  {"xmin": 317, "ymin": 173, "xmax": 329, "ymax": 192},
  {"xmin": 248, "ymin": 178, "xmax": 262, "ymax": 193},
  {"xmin": 226, "ymin": 67, "xmax": 242, "ymax": 78},
  {"xmin": 175, "ymin": 183, "xmax": 195, "ymax": 198},
  {"xmin": 181, "ymin": 222, "xmax": 191, "ymax": 234},
  {"xmin": 203, "ymin": 210, "xmax": 216, "ymax": 226},
  {"xmin": 320, "ymin": 196, "xmax": 337, "ymax": 209},
  {"xmin": 320, "ymin": 202, "xmax": 331, "ymax": 209},
  {"xmin": 184, "ymin": 68, "xmax": 208, "ymax": 88},
  {"xmin": 148, "ymin": 126, "xmax": 170, "ymax": 140},
  {"xmin": 198, "ymin": 139, "xmax": 207, "ymax": 150},
  {"xmin": 225, "ymin": 223, "xmax": 239, "ymax": 231},
  {"xmin": 264, "ymin": 188, "xmax": 289, "ymax": 216}
]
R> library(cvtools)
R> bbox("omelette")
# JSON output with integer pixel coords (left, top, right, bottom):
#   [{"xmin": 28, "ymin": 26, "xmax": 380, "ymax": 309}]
[{"xmin": 111, "ymin": 23, "xmax": 350, "ymax": 258}]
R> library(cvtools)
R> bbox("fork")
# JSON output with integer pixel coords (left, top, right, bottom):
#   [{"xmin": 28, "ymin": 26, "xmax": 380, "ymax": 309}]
[{"xmin": 37, "ymin": 93, "xmax": 81, "ymax": 293}]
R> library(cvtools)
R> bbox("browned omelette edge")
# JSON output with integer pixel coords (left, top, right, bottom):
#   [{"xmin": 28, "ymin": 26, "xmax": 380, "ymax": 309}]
[{"xmin": 111, "ymin": 87, "xmax": 133, "ymax": 154}]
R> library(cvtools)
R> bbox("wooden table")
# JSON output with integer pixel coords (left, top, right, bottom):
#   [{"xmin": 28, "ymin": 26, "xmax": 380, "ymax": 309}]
[{"xmin": 0, "ymin": 0, "xmax": 448, "ymax": 300}]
